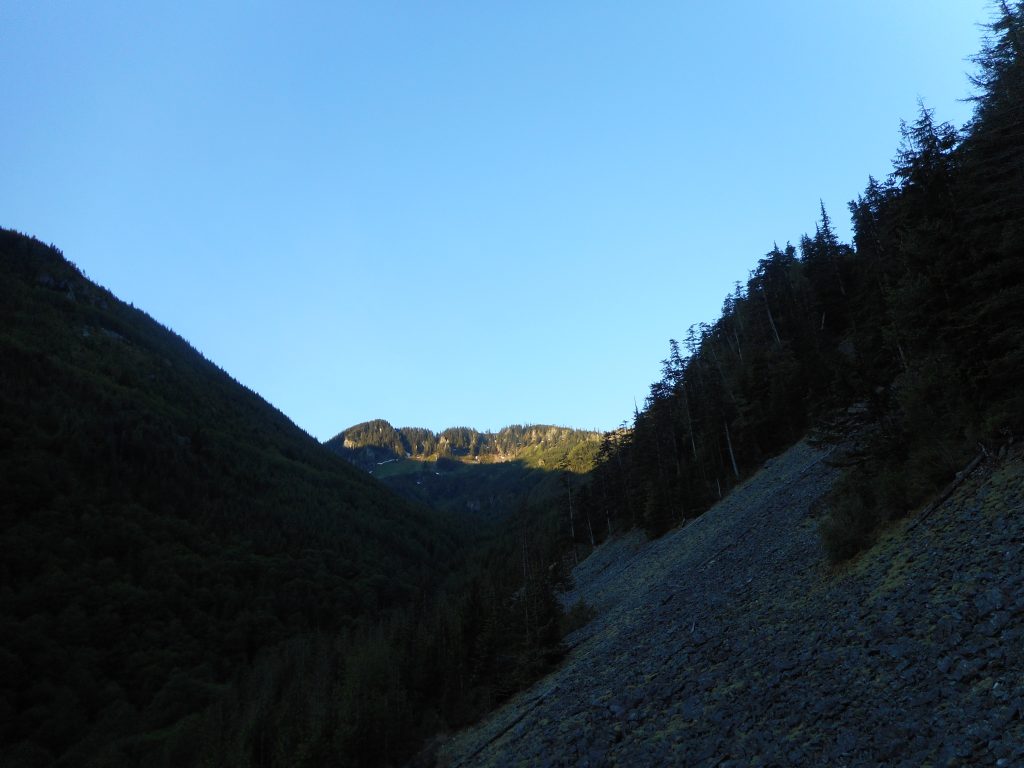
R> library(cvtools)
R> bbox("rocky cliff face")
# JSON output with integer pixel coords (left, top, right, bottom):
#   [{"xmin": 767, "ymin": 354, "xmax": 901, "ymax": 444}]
[{"xmin": 438, "ymin": 439, "xmax": 1024, "ymax": 767}]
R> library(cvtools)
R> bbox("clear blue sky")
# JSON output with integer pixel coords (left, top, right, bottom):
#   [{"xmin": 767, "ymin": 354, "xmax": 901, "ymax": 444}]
[{"xmin": 1, "ymin": 1, "xmax": 992, "ymax": 439}]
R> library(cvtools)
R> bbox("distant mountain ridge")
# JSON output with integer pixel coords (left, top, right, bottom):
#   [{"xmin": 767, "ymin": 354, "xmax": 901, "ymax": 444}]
[
  {"xmin": 325, "ymin": 420, "xmax": 603, "ymax": 519},
  {"xmin": 326, "ymin": 419, "xmax": 601, "ymax": 471}
]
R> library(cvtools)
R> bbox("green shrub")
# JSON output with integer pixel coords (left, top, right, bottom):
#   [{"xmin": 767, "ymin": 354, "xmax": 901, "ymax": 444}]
[{"xmin": 819, "ymin": 487, "xmax": 881, "ymax": 563}]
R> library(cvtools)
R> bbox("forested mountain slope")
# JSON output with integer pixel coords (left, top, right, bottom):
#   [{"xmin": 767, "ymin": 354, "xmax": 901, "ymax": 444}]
[
  {"xmin": 0, "ymin": 230, "xmax": 462, "ymax": 766},
  {"xmin": 579, "ymin": 2, "xmax": 1024, "ymax": 560},
  {"xmin": 440, "ymin": 438, "xmax": 1024, "ymax": 766}
]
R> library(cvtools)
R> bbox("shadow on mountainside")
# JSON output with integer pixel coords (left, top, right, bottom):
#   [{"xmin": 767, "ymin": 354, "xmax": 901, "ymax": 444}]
[{"xmin": 370, "ymin": 458, "xmax": 571, "ymax": 521}]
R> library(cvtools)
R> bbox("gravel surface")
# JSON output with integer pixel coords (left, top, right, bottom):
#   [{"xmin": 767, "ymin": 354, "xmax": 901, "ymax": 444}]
[{"xmin": 436, "ymin": 439, "xmax": 1024, "ymax": 767}]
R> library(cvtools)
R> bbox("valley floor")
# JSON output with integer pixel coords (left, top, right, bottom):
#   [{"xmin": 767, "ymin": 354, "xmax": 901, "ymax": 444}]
[{"xmin": 437, "ymin": 440, "xmax": 1024, "ymax": 767}]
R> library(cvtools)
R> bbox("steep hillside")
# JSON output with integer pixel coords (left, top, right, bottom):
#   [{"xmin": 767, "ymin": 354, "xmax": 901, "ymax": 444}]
[
  {"xmin": 439, "ymin": 439, "xmax": 1024, "ymax": 766},
  {"xmin": 0, "ymin": 230, "xmax": 461, "ymax": 766},
  {"xmin": 326, "ymin": 420, "xmax": 601, "ymax": 518}
]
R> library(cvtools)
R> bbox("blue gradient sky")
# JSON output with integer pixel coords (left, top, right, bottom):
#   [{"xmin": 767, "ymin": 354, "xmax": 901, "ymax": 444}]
[{"xmin": 1, "ymin": 1, "xmax": 992, "ymax": 438}]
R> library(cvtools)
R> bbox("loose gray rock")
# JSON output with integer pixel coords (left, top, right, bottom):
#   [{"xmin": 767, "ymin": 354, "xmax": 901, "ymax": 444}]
[{"xmin": 438, "ymin": 442, "xmax": 1024, "ymax": 768}]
